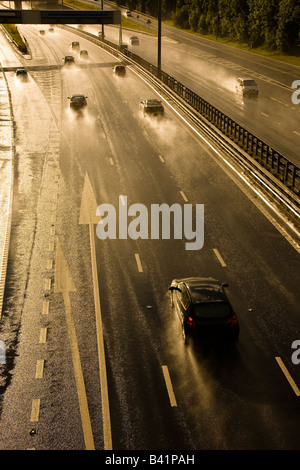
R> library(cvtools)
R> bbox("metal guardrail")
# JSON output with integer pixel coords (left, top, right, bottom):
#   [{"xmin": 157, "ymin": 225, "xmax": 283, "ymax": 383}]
[
  {"xmin": 61, "ymin": 25, "xmax": 300, "ymax": 214},
  {"xmin": 124, "ymin": 50, "xmax": 300, "ymax": 195}
]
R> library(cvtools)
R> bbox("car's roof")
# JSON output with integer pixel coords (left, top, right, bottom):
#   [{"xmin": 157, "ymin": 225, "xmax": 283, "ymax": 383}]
[
  {"xmin": 16, "ymin": 68, "xmax": 27, "ymax": 72},
  {"xmin": 70, "ymin": 94, "xmax": 86, "ymax": 98},
  {"xmin": 238, "ymin": 77, "xmax": 257, "ymax": 82},
  {"xmin": 175, "ymin": 277, "xmax": 227, "ymax": 303},
  {"xmin": 144, "ymin": 99, "xmax": 163, "ymax": 105}
]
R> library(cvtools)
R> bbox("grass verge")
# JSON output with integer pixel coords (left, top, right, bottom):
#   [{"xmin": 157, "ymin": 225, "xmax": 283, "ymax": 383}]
[
  {"xmin": 58, "ymin": 0, "xmax": 155, "ymax": 35},
  {"xmin": 2, "ymin": 25, "xmax": 27, "ymax": 53}
]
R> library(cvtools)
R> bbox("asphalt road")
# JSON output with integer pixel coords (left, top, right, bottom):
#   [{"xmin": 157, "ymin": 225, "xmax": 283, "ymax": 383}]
[
  {"xmin": 82, "ymin": 11, "xmax": 300, "ymax": 166},
  {"xmin": 0, "ymin": 23, "xmax": 299, "ymax": 451}
]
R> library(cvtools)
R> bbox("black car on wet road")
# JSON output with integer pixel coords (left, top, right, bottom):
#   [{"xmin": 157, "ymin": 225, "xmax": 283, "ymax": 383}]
[
  {"xmin": 68, "ymin": 94, "xmax": 87, "ymax": 110},
  {"xmin": 169, "ymin": 277, "xmax": 240, "ymax": 343}
]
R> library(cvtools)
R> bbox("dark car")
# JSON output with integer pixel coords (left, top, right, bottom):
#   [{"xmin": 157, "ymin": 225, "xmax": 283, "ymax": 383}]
[
  {"xmin": 140, "ymin": 99, "xmax": 164, "ymax": 117},
  {"xmin": 68, "ymin": 94, "xmax": 87, "ymax": 110},
  {"xmin": 63, "ymin": 55, "xmax": 75, "ymax": 66},
  {"xmin": 15, "ymin": 68, "xmax": 28, "ymax": 80},
  {"xmin": 48, "ymin": 27, "xmax": 55, "ymax": 33},
  {"xmin": 70, "ymin": 41, "xmax": 80, "ymax": 52},
  {"xmin": 39, "ymin": 30, "xmax": 45, "ymax": 35},
  {"xmin": 129, "ymin": 35, "xmax": 139, "ymax": 45},
  {"xmin": 113, "ymin": 64, "xmax": 126, "ymax": 76},
  {"xmin": 79, "ymin": 49, "xmax": 89, "ymax": 60},
  {"xmin": 169, "ymin": 277, "xmax": 239, "ymax": 343}
]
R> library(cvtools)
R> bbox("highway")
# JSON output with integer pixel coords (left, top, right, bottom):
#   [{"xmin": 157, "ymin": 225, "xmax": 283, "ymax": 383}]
[
  {"xmin": 81, "ymin": 8, "xmax": 300, "ymax": 166},
  {"xmin": 0, "ymin": 20, "xmax": 299, "ymax": 451}
]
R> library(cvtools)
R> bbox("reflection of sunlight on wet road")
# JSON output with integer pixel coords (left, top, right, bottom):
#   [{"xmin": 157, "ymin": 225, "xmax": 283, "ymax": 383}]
[{"xmin": 65, "ymin": 106, "xmax": 96, "ymax": 126}]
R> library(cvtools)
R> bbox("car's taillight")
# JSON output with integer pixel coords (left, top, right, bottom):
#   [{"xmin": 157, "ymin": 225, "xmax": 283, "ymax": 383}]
[
  {"xmin": 187, "ymin": 317, "xmax": 196, "ymax": 330},
  {"xmin": 231, "ymin": 314, "xmax": 238, "ymax": 327}
]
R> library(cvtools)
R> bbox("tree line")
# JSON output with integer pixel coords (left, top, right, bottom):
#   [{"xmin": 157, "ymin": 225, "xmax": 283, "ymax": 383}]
[{"xmin": 118, "ymin": 0, "xmax": 300, "ymax": 53}]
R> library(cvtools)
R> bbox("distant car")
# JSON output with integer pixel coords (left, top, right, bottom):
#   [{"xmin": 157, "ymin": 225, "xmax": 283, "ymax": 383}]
[
  {"xmin": 169, "ymin": 277, "xmax": 240, "ymax": 343},
  {"xmin": 48, "ymin": 27, "xmax": 55, "ymax": 33},
  {"xmin": 113, "ymin": 64, "xmax": 126, "ymax": 76},
  {"xmin": 63, "ymin": 55, "xmax": 75, "ymax": 65},
  {"xmin": 125, "ymin": 10, "xmax": 132, "ymax": 17},
  {"xmin": 77, "ymin": 24, "xmax": 84, "ymax": 30},
  {"xmin": 129, "ymin": 35, "xmax": 139, "ymax": 45},
  {"xmin": 70, "ymin": 41, "xmax": 80, "ymax": 52},
  {"xmin": 140, "ymin": 99, "xmax": 164, "ymax": 117},
  {"xmin": 235, "ymin": 78, "xmax": 258, "ymax": 97},
  {"xmin": 79, "ymin": 50, "xmax": 89, "ymax": 60},
  {"xmin": 39, "ymin": 30, "xmax": 45, "ymax": 35},
  {"xmin": 68, "ymin": 94, "xmax": 87, "ymax": 110},
  {"xmin": 15, "ymin": 68, "xmax": 28, "ymax": 80}
]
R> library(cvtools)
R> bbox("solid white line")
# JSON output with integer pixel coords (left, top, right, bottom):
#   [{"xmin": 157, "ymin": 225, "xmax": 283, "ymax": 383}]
[
  {"xmin": 275, "ymin": 357, "xmax": 300, "ymax": 397},
  {"xmin": 180, "ymin": 191, "xmax": 188, "ymax": 202},
  {"xmin": 293, "ymin": 130, "xmax": 300, "ymax": 137},
  {"xmin": 159, "ymin": 155, "xmax": 165, "ymax": 163},
  {"xmin": 135, "ymin": 253, "xmax": 143, "ymax": 272},
  {"xmin": 213, "ymin": 248, "xmax": 227, "ymax": 267},
  {"xmin": 89, "ymin": 224, "xmax": 112, "ymax": 450},
  {"xmin": 162, "ymin": 365, "xmax": 177, "ymax": 407},
  {"xmin": 63, "ymin": 291, "xmax": 95, "ymax": 450}
]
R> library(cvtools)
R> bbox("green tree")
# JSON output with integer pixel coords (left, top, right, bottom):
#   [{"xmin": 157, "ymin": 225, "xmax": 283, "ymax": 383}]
[{"xmin": 276, "ymin": 0, "xmax": 300, "ymax": 52}]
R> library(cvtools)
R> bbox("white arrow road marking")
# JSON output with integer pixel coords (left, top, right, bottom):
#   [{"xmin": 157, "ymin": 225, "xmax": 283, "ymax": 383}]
[
  {"xmin": 79, "ymin": 172, "xmax": 112, "ymax": 450},
  {"xmin": 55, "ymin": 237, "xmax": 95, "ymax": 450}
]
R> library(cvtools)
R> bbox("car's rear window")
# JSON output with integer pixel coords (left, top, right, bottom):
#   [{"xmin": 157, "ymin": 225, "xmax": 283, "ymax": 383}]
[
  {"xmin": 189, "ymin": 284, "xmax": 225, "ymax": 303},
  {"xmin": 192, "ymin": 302, "xmax": 231, "ymax": 319},
  {"xmin": 72, "ymin": 96, "xmax": 85, "ymax": 102}
]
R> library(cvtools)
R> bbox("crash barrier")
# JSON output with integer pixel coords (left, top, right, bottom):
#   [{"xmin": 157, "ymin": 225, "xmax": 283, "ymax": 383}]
[
  {"xmin": 61, "ymin": 26, "xmax": 300, "ymax": 207},
  {"xmin": 124, "ymin": 49, "xmax": 300, "ymax": 198}
]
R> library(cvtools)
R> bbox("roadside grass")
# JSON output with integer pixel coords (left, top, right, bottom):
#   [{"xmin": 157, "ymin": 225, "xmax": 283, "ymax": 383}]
[
  {"xmin": 58, "ymin": 0, "xmax": 156, "ymax": 35},
  {"xmin": 2, "ymin": 25, "xmax": 27, "ymax": 53}
]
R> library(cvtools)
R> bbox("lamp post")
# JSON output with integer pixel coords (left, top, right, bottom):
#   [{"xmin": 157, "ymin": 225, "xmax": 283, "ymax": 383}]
[
  {"xmin": 101, "ymin": 0, "xmax": 104, "ymax": 40},
  {"xmin": 157, "ymin": 0, "xmax": 161, "ymax": 79}
]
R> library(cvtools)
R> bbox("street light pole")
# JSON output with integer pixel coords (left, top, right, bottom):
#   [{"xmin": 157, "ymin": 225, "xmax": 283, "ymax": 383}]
[
  {"xmin": 157, "ymin": 0, "xmax": 161, "ymax": 79},
  {"xmin": 101, "ymin": 0, "xmax": 104, "ymax": 40}
]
